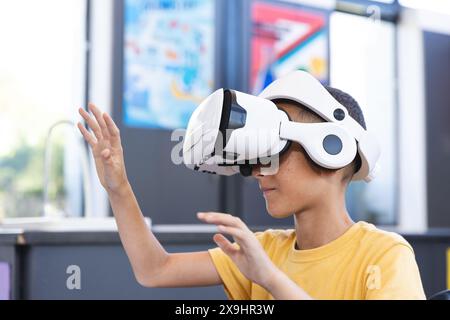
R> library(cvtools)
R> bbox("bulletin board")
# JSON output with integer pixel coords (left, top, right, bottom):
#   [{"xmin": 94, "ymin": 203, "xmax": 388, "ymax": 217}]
[{"xmin": 123, "ymin": 0, "xmax": 215, "ymax": 130}]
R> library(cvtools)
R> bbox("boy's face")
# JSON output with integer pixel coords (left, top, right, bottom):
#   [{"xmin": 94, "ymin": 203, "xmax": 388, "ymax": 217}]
[{"xmin": 251, "ymin": 101, "xmax": 342, "ymax": 218}]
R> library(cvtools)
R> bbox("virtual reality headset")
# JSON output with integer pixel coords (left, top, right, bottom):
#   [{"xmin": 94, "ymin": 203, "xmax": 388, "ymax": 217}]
[{"xmin": 182, "ymin": 71, "xmax": 380, "ymax": 182}]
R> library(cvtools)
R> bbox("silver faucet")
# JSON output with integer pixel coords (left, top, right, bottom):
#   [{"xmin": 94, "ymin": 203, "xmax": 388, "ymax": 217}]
[{"xmin": 43, "ymin": 120, "xmax": 93, "ymax": 218}]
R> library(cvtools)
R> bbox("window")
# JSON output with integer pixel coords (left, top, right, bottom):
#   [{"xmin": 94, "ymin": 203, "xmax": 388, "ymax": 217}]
[
  {"xmin": 330, "ymin": 11, "xmax": 397, "ymax": 225},
  {"xmin": 0, "ymin": 0, "xmax": 87, "ymax": 218}
]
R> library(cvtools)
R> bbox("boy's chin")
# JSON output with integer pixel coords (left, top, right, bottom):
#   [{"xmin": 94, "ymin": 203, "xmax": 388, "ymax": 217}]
[{"xmin": 265, "ymin": 204, "xmax": 294, "ymax": 219}]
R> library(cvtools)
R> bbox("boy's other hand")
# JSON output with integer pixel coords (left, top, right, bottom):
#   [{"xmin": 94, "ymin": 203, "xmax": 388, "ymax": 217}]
[
  {"xmin": 78, "ymin": 104, "xmax": 129, "ymax": 194},
  {"xmin": 197, "ymin": 212, "xmax": 280, "ymax": 290}
]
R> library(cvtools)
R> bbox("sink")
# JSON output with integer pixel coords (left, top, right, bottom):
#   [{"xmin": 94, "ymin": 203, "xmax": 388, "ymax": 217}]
[{"xmin": 0, "ymin": 217, "xmax": 151, "ymax": 232}]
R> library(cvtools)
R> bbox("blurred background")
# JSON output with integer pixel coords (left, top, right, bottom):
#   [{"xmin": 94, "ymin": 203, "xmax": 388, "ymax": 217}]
[{"xmin": 0, "ymin": 0, "xmax": 449, "ymax": 300}]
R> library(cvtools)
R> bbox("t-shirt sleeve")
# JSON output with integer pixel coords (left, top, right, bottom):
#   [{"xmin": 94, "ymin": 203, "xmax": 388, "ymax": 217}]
[
  {"xmin": 207, "ymin": 231, "xmax": 270, "ymax": 300},
  {"xmin": 364, "ymin": 243, "xmax": 426, "ymax": 300}
]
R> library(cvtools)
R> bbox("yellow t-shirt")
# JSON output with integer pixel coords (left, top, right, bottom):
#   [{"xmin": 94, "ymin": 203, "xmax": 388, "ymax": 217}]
[{"xmin": 208, "ymin": 221, "xmax": 425, "ymax": 300}]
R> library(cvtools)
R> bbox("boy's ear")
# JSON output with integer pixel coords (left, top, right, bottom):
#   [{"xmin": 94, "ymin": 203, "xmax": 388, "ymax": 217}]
[{"xmin": 341, "ymin": 156, "xmax": 360, "ymax": 183}]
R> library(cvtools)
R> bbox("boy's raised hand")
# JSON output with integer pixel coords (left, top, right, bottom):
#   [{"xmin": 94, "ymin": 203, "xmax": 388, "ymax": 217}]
[
  {"xmin": 78, "ymin": 104, "xmax": 129, "ymax": 194},
  {"xmin": 197, "ymin": 212, "xmax": 279, "ymax": 291}
]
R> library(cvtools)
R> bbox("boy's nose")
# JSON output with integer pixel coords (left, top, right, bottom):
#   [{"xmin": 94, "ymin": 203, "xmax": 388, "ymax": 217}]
[
  {"xmin": 251, "ymin": 163, "xmax": 265, "ymax": 178},
  {"xmin": 251, "ymin": 161, "xmax": 280, "ymax": 177}
]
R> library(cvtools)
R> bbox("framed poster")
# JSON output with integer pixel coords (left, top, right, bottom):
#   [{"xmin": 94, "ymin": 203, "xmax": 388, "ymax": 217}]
[
  {"xmin": 250, "ymin": 1, "xmax": 329, "ymax": 94},
  {"xmin": 123, "ymin": 0, "xmax": 215, "ymax": 130}
]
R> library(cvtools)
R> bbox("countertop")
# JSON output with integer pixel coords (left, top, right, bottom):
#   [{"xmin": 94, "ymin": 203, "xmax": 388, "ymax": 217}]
[{"xmin": 1, "ymin": 224, "xmax": 450, "ymax": 246}]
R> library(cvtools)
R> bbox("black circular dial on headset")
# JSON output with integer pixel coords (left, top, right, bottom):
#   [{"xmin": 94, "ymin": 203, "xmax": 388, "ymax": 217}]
[
  {"xmin": 323, "ymin": 135, "xmax": 343, "ymax": 155},
  {"xmin": 333, "ymin": 108, "xmax": 346, "ymax": 121}
]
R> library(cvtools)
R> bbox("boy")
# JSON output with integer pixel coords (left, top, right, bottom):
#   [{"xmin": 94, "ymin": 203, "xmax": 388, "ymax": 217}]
[{"xmin": 77, "ymin": 74, "xmax": 425, "ymax": 300}]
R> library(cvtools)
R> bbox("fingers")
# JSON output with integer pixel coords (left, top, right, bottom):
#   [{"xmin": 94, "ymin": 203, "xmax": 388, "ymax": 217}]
[
  {"xmin": 216, "ymin": 225, "xmax": 246, "ymax": 242},
  {"xmin": 88, "ymin": 103, "xmax": 109, "ymax": 139},
  {"xmin": 79, "ymin": 108, "xmax": 103, "ymax": 141},
  {"xmin": 77, "ymin": 122, "xmax": 97, "ymax": 147},
  {"xmin": 197, "ymin": 212, "xmax": 247, "ymax": 230},
  {"xmin": 213, "ymin": 234, "xmax": 239, "ymax": 256},
  {"xmin": 78, "ymin": 105, "xmax": 122, "ymax": 152},
  {"xmin": 198, "ymin": 212, "xmax": 250, "ymax": 248},
  {"xmin": 103, "ymin": 112, "xmax": 121, "ymax": 148}
]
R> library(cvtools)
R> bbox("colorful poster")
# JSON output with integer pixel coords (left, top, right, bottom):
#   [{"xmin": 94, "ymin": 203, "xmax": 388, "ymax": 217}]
[
  {"xmin": 251, "ymin": 1, "xmax": 329, "ymax": 94},
  {"xmin": 123, "ymin": 0, "xmax": 215, "ymax": 129}
]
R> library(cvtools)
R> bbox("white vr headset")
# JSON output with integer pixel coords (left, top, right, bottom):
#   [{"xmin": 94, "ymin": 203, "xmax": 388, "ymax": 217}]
[{"xmin": 182, "ymin": 71, "xmax": 380, "ymax": 182}]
